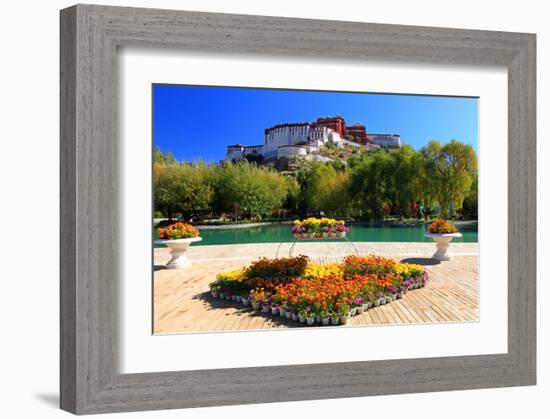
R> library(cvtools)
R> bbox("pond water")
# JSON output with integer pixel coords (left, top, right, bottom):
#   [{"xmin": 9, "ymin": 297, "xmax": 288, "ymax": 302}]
[{"xmin": 154, "ymin": 222, "xmax": 478, "ymax": 247}]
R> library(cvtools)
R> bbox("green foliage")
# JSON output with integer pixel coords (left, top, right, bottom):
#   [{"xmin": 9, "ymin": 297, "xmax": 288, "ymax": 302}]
[
  {"xmin": 384, "ymin": 145, "xmax": 425, "ymax": 216},
  {"xmin": 283, "ymin": 176, "xmax": 301, "ymax": 213},
  {"xmin": 153, "ymin": 146, "xmax": 177, "ymax": 165},
  {"xmin": 297, "ymin": 162, "xmax": 352, "ymax": 216},
  {"xmin": 421, "ymin": 140, "xmax": 477, "ymax": 218},
  {"xmin": 212, "ymin": 161, "xmax": 288, "ymax": 219},
  {"xmin": 461, "ymin": 174, "xmax": 478, "ymax": 219},
  {"xmin": 152, "ymin": 140, "xmax": 478, "ymax": 222},
  {"xmin": 153, "ymin": 162, "xmax": 214, "ymax": 220},
  {"xmin": 349, "ymin": 150, "xmax": 394, "ymax": 220}
]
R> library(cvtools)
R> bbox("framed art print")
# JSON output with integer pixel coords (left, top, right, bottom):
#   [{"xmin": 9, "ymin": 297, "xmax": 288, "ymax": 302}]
[{"xmin": 60, "ymin": 4, "xmax": 536, "ymax": 414}]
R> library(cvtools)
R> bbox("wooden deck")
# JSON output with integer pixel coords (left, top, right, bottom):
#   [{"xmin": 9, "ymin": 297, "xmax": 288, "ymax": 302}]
[{"xmin": 154, "ymin": 243, "xmax": 479, "ymax": 334}]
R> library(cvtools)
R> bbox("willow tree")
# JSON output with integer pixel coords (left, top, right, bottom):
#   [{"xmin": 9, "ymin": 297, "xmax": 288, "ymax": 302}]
[
  {"xmin": 349, "ymin": 150, "xmax": 395, "ymax": 220},
  {"xmin": 384, "ymin": 145, "xmax": 426, "ymax": 217},
  {"xmin": 421, "ymin": 140, "xmax": 477, "ymax": 218},
  {"xmin": 461, "ymin": 173, "xmax": 478, "ymax": 219},
  {"xmin": 212, "ymin": 161, "xmax": 288, "ymax": 219},
  {"xmin": 153, "ymin": 162, "xmax": 214, "ymax": 220},
  {"xmin": 299, "ymin": 162, "xmax": 336, "ymax": 213}
]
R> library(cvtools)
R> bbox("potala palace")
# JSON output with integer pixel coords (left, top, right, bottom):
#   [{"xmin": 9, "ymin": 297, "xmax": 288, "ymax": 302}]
[{"xmin": 226, "ymin": 116, "xmax": 401, "ymax": 162}]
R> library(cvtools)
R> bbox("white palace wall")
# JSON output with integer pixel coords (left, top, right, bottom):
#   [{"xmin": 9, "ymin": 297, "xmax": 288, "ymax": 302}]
[{"xmin": 264, "ymin": 125, "xmax": 311, "ymax": 153}]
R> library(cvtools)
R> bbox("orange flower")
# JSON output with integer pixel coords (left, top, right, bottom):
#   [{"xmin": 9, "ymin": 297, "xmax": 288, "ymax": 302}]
[
  {"xmin": 158, "ymin": 222, "xmax": 200, "ymax": 239},
  {"xmin": 428, "ymin": 219, "xmax": 458, "ymax": 234}
]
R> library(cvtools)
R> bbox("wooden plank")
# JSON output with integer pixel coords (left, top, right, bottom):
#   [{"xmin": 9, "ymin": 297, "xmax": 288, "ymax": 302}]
[{"xmin": 154, "ymin": 256, "xmax": 480, "ymax": 333}]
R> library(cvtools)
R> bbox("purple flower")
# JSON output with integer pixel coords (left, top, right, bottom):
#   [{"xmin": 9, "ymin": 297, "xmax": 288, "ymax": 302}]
[
  {"xmin": 291, "ymin": 225, "xmax": 304, "ymax": 234},
  {"xmin": 422, "ymin": 270, "xmax": 429, "ymax": 284},
  {"xmin": 354, "ymin": 297, "xmax": 363, "ymax": 306}
]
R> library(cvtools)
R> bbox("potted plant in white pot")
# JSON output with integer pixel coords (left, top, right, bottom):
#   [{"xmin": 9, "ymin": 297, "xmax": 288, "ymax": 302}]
[
  {"xmin": 424, "ymin": 219, "xmax": 462, "ymax": 261},
  {"xmin": 321, "ymin": 310, "xmax": 330, "ymax": 326},
  {"xmin": 154, "ymin": 222, "xmax": 202, "ymax": 269},
  {"xmin": 338, "ymin": 302, "xmax": 350, "ymax": 325},
  {"xmin": 209, "ymin": 282, "xmax": 221, "ymax": 299}
]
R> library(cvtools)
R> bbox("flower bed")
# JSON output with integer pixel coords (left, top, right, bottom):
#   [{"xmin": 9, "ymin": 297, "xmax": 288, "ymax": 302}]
[
  {"xmin": 209, "ymin": 255, "xmax": 428, "ymax": 326},
  {"xmin": 291, "ymin": 217, "xmax": 349, "ymax": 239}
]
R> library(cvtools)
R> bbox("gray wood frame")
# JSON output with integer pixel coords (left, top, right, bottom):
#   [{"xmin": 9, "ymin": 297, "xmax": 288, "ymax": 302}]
[{"xmin": 60, "ymin": 4, "xmax": 536, "ymax": 415}]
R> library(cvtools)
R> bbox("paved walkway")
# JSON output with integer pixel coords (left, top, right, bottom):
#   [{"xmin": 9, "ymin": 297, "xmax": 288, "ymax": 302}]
[{"xmin": 153, "ymin": 242, "xmax": 479, "ymax": 334}]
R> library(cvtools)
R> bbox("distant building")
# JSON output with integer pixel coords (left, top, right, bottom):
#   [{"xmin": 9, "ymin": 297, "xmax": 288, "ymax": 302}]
[
  {"xmin": 226, "ymin": 144, "xmax": 264, "ymax": 161},
  {"xmin": 366, "ymin": 133, "xmax": 401, "ymax": 148},
  {"xmin": 225, "ymin": 116, "xmax": 400, "ymax": 161},
  {"xmin": 346, "ymin": 123, "xmax": 368, "ymax": 144}
]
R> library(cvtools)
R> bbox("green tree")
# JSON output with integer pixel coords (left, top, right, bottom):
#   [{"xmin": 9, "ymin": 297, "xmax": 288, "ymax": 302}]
[
  {"xmin": 384, "ymin": 145, "xmax": 425, "ymax": 217},
  {"xmin": 461, "ymin": 173, "xmax": 478, "ymax": 219},
  {"xmin": 299, "ymin": 162, "xmax": 336, "ymax": 213},
  {"xmin": 153, "ymin": 146, "xmax": 177, "ymax": 165},
  {"xmin": 349, "ymin": 150, "xmax": 394, "ymax": 220},
  {"xmin": 212, "ymin": 161, "xmax": 288, "ymax": 219},
  {"xmin": 153, "ymin": 162, "xmax": 214, "ymax": 220},
  {"xmin": 421, "ymin": 140, "xmax": 477, "ymax": 218},
  {"xmin": 283, "ymin": 176, "xmax": 301, "ymax": 214}
]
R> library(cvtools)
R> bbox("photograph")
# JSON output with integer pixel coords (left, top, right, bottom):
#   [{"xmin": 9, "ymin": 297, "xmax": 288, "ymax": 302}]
[
  {"xmin": 1, "ymin": 0, "xmax": 541, "ymax": 416},
  {"xmin": 152, "ymin": 84, "xmax": 479, "ymax": 334}
]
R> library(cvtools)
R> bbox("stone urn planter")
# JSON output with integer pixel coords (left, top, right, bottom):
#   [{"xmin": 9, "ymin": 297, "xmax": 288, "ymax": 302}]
[
  {"xmin": 155, "ymin": 237, "xmax": 202, "ymax": 269},
  {"xmin": 424, "ymin": 232, "xmax": 462, "ymax": 261},
  {"xmin": 293, "ymin": 232, "xmax": 346, "ymax": 240}
]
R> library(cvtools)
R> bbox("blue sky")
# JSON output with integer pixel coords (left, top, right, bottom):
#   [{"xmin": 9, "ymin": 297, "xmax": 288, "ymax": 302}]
[{"xmin": 153, "ymin": 84, "xmax": 478, "ymax": 162}]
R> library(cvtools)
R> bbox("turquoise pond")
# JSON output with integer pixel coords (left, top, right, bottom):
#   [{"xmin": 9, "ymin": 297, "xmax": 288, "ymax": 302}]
[{"xmin": 154, "ymin": 222, "xmax": 478, "ymax": 247}]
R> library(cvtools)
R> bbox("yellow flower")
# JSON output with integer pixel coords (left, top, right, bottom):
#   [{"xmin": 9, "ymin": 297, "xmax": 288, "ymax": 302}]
[
  {"xmin": 293, "ymin": 219, "xmax": 302, "ymax": 225},
  {"xmin": 216, "ymin": 269, "xmax": 246, "ymax": 282},
  {"xmin": 394, "ymin": 263, "xmax": 423, "ymax": 277},
  {"xmin": 304, "ymin": 263, "xmax": 344, "ymax": 279}
]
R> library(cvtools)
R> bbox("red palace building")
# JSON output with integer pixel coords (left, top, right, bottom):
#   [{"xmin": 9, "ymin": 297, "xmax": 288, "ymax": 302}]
[
  {"xmin": 345, "ymin": 123, "xmax": 368, "ymax": 144},
  {"xmin": 314, "ymin": 116, "xmax": 346, "ymax": 136},
  {"xmin": 314, "ymin": 116, "xmax": 368, "ymax": 144},
  {"xmin": 226, "ymin": 115, "xmax": 400, "ymax": 161}
]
